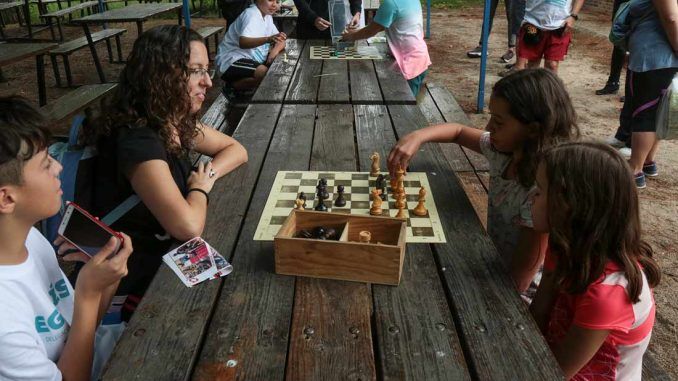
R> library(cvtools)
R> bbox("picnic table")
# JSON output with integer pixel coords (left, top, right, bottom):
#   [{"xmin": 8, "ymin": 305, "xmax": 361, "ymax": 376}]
[
  {"xmin": 72, "ymin": 2, "xmax": 182, "ymax": 83},
  {"xmin": 252, "ymin": 39, "xmax": 416, "ymax": 105},
  {"xmin": 100, "ymin": 42, "xmax": 563, "ymax": 378},
  {"xmin": 0, "ymin": 42, "xmax": 57, "ymax": 105}
]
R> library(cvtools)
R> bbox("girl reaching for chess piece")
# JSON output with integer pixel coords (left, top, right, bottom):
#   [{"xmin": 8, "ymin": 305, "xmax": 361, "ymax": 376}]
[{"xmin": 387, "ymin": 69, "xmax": 580, "ymax": 300}]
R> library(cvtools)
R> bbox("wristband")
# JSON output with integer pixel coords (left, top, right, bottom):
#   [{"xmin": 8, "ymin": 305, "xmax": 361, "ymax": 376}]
[
  {"xmin": 570, "ymin": 13, "xmax": 579, "ymax": 20},
  {"xmin": 188, "ymin": 188, "xmax": 209, "ymax": 205}
]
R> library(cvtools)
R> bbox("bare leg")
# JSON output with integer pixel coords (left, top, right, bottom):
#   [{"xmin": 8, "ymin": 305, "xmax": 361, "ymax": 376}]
[
  {"xmin": 629, "ymin": 132, "xmax": 657, "ymax": 174},
  {"xmin": 232, "ymin": 65, "xmax": 268, "ymax": 90},
  {"xmin": 544, "ymin": 59, "xmax": 559, "ymax": 73},
  {"xmin": 526, "ymin": 58, "xmax": 541, "ymax": 69}
]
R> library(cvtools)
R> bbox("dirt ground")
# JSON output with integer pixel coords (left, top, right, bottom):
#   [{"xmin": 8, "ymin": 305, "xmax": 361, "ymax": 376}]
[{"xmin": 1, "ymin": 7, "xmax": 676, "ymax": 378}]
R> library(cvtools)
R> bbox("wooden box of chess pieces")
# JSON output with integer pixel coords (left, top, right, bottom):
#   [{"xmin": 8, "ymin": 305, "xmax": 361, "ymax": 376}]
[{"xmin": 274, "ymin": 210, "xmax": 407, "ymax": 285}]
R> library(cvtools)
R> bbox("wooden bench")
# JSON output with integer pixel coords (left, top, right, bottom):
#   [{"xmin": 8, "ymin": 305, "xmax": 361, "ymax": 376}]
[
  {"xmin": 196, "ymin": 25, "xmax": 224, "ymax": 61},
  {"xmin": 49, "ymin": 27, "xmax": 126, "ymax": 87},
  {"xmin": 421, "ymin": 82, "xmax": 675, "ymax": 381},
  {"xmin": 41, "ymin": 0, "xmax": 99, "ymax": 40},
  {"xmin": 41, "ymin": 83, "xmax": 117, "ymax": 129},
  {"xmin": 0, "ymin": 1, "xmax": 23, "ymax": 39}
]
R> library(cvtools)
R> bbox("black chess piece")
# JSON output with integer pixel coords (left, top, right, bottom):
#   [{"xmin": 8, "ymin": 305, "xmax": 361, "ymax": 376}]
[
  {"xmin": 334, "ymin": 185, "xmax": 346, "ymax": 207},
  {"xmin": 317, "ymin": 179, "xmax": 329, "ymax": 200},
  {"xmin": 376, "ymin": 174, "xmax": 387, "ymax": 201},
  {"xmin": 314, "ymin": 186, "xmax": 328, "ymax": 211},
  {"xmin": 324, "ymin": 227, "xmax": 338, "ymax": 240},
  {"xmin": 313, "ymin": 226, "xmax": 326, "ymax": 239}
]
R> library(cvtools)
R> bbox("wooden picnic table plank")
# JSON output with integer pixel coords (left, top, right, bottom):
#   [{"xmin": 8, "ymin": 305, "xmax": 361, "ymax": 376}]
[
  {"xmin": 0, "ymin": 1, "xmax": 22, "ymax": 11},
  {"xmin": 349, "ymin": 60, "xmax": 382, "ymax": 104},
  {"xmin": 317, "ymin": 59, "xmax": 349, "ymax": 104},
  {"xmin": 285, "ymin": 40, "xmax": 324, "ymax": 104},
  {"xmin": 251, "ymin": 39, "xmax": 305, "ymax": 104},
  {"xmin": 419, "ymin": 85, "xmax": 475, "ymax": 172},
  {"xmin": 373, "ymin": 58, "xmax": 416, "ymax": 105},
  {"xmin": 426, "ymin": 82, "xmax": 489, "ymax": 172},
  {"xmin": 101, "ymin": 103, "xmax": 283, "ymax": 381},
  {"xmin": 0, "ymin": 42, "xmax": 56, "ymax": 65},
  {"xmin": 354, "ymin": 104, "xmax": 471, "ymax": 380},
  {"xmin": 72, "ymin": 2, "xmax": 181, "ymax": 24},
  {"xmin": 286, "ymin": 104, "xmax": 376, "ymax": 381},
  {"xmin": 387, "ymin": 104, "xmax": 564, "ymax": 380},
  {"xmin": 191, "ymin": 104, "xmax": 316, "ymax": 381},
  {"xmin": 41, "ymin": 83, "xmax": 117, "ymax": 124}
]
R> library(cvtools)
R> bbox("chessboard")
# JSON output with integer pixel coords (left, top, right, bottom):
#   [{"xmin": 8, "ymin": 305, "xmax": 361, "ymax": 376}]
[
  {"xmin": 310, "ymin": 46, "xmax": 384, "ymax": 60},
  {"xmin": 254, "ymin": 171, "xmax": 447, "ymax": 243}
]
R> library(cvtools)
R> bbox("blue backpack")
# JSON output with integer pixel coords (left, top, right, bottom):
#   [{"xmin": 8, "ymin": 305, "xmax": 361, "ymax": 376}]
[
  {"xmin": 609, "ymin": 0, "xmax": 654, "ymax": 50},
  {"xmin": 42, "ymin": 115, "xmax": 140, "ymax": 245}
]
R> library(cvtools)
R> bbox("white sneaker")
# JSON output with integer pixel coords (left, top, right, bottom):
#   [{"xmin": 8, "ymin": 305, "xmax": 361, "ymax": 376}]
[
  {"xmin": 605, "ymin": 136, "xmax": 626, "ymax": 148},
  {"xmin": 619, "ymin": 147, "xmax": 632, "ymax": 158}
]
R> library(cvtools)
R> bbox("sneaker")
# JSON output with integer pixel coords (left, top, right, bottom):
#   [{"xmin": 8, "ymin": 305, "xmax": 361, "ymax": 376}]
[
  {"xmin": 605, "ymin": 136, "xmax": 626, "ymax": 148},
  {"xmin": 643, "ymin": 161, "xmax": 658, "ymax": 177},
  {"xmin": 619, "ymin": 147, "xmax": 632, "ymax": 158},
  {"xmin": 499, "ymin": 67, "xmax": 517, "ymax": 77},
  {"xmin": 595, "ymin": 82, "xmax": 620, "ymax": 95},
  {"xmin": 500, "ymin": 50, "xmax": 515, "ymax": 63},
  {"xmin": 634, "ymin": 172, "xmax": 646, "ymax": 189},
  {"xmin": 467, "ymin": 46, "xmax": 482, "ymax": 58}
]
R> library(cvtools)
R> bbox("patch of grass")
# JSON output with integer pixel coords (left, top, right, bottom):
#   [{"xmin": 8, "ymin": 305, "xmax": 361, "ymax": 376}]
[{"xmin": 426, "ymin": 0, "xmax": 482, "ymax": 10}]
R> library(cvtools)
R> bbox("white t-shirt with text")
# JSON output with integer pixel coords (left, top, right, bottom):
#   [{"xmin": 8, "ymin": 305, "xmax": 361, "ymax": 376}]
[{"xmin": 0, "ymin": 228, "xmax": 74, "ymax": 381}]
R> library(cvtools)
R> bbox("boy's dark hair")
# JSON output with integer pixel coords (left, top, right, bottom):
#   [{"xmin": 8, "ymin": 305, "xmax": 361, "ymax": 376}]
[
  {"xmin": 492, "ymin": 68, "xmax": 580, "ymax": 187},
  {"xmin": 0, "ymin": 96, "xmax": 52, "ymax": 186},
  {"xmin": 543, "ymin": 142, "xmax": 660, "ymax": 302}
]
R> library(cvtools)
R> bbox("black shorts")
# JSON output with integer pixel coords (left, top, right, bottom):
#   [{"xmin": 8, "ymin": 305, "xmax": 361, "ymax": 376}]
[
  {"xmin": 221, "ymin": 58, "xmax": 261, "ymax": 84},
  {"xmin": 621, "ymin": 67, "xmax": 678, "ymax": 132}
]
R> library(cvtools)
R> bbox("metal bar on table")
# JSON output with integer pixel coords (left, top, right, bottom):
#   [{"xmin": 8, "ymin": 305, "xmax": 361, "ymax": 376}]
[
  {"xmin": 476, "ymin": 0, "xmax": 491, "ymax": 113},
  {"xmin": 36, "ymin": 54, "xmax": 47, "ymax": 105},
  {"xmin": 182, "ymin": 0, "xmax": 190, "ymax": 28}
]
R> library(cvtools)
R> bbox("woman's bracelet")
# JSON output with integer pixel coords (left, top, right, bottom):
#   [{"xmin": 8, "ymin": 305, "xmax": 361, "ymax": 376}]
[{"xmin": 187, "ymin": 188, "xmax": 209, "ymax": 205}]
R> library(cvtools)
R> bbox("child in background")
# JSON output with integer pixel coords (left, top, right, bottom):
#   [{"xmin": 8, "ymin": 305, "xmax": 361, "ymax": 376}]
[
  {"xmin": 216, "ymin": 0, "xmax": 287, "ymax": 96},
  {"xmin": 340, "ymin": 0, "xmax": 431, "ymax": 96},
  {"xmin": 530, "ymin": 142, "xmax": 659, "ymax": 379},
  {"xmin": 0, "ymin": 96, "xmax": 133, "ymax": 381},
  {"xmin": 387, "ymin": 69, "xmax": 579, "ymax": 297}
]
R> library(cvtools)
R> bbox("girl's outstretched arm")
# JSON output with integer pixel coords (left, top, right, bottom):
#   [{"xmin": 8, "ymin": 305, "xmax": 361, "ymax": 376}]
[
  {"xmin": 387, "ymin": 123, "xmax": 483, "ymax": 176},
  {"xmin": 552, "ymin": 326, "xmax": 610, "ymax": 379}
]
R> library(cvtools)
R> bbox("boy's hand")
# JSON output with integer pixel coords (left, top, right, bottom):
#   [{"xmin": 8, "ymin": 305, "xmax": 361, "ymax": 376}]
[
  {"xmin": 341, "ymin": 28, "xmax": 357, "ymax": 42},
  {"xmin": 348, "ymin": 12, "xmax": 361, "ymax": 30},
  {"xmin": 269, "ymin": 32, "xmax": 287, "ymax": 44},
  {"xmin": 187, "ymin": 161, "xmax": 217, "ymax": 194},
  {"xmin": 75, "ymin": 234, "xmax": 133, "ymax": 298},
  {"xmin": 314, "ymin": 17, "xmax": 331, "ymax": 31},
  {"xmin": 387, "ymin": 132, "xmax": 423, "ymax": 177},
  {"xmin": 564, "ymin": 16, "xmax": 576, "ymax": 34}
]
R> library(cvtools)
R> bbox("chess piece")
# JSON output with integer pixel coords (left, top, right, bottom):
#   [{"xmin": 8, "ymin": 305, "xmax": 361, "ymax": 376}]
[
  {"xmin": 359, "ymin": 230, "xmax": 371, "ymax": 243},
  {"xmin": 296, "ymin": 229, "xmax": 313, "ymax": 238},
  {"xmin": 298, "ymin": 192, "xmax": 307, "ymax": 208},
  {"xmin": 370, "ymin": 188, "xmax": 383, "ymax": 215},
  {"xmin": 294, "ymin": 198, "xmax": 305, "ymax": 210},
  {"xmin": 395, "ymin": 192, "xmax": 406, "ymax": 209},
  {"xmin": 313, "ymin": 226, "xmax": 327, "ymax": 239},
  {"xmin": 334, "ymin": 185, "xmax": 346, "ymax": 207},
  {"xmin": 318, "ymin": 179, "xmax": 329, "ymax": 200},
  {"xmin": 376, "ymin": 174, "xmax": 387, "ymax": 201},
  {"xmin": 389, "ymin": 176, "xmax": 398, "ymax": 197},
  {"xmin": 324, "ymin": 228, "xmax": 338, "ymax": 240},
  {"xmin": 370, "ymin": 152, "xmax": 380, "ymax": 176},
  {"xmin": 314, "ymin": 186, "xmax": 328, "ymax": 211},
  {"xmin": 412, "ymin": 186, "xmax": 427, "ymax": 216}
]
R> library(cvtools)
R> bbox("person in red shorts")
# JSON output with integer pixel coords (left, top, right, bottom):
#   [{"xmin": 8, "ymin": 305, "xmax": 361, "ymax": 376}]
[{"xmin": 513, "ymin": 0, "xmax": 585, "ymax": 74}]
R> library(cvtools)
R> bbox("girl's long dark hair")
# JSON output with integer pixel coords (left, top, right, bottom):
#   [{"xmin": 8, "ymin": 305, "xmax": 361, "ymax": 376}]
[
  {"xmin": 543, "ymin": 142, "xmax": 660, "ymax": 302},
  {"xmin": 84, "ymin": 25, "xmax": 204, "ymax": 154},
  {"xmin": 493, "ymin": 69, "xmax": 580, "ymax": 187}
]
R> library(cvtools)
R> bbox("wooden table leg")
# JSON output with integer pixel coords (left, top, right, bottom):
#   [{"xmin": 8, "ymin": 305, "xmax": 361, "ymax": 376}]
[
  {"xmin": 83, "ymin": 23, "xmax": 107, "ymax": 83},
  {"xmin": 177, "ymin": 7, "xmax": 182, "ymax": 26},
  {"xmin": 36, "ymin": 54, "xmax": 47, "ymax": 106},
  {"xmin": 23, "ymin": 0, "xmax": 32, "ymax": 39},
  {"xmin": 136, "ymin": 20, "xmax": 143, "ymax": 35}
]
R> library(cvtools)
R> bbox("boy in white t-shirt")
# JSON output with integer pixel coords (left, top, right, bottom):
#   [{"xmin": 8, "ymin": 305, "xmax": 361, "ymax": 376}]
[
  {"xmin": 0, "ymin": 96, "xmax": 133, "ymax": 381},
  {"xmin": 215, "ymin": 0, "xmax": 287, "ymax": 95},
  {"xmin": 340, "ymin": 0, "xmax": 431, "ymax": 96}
]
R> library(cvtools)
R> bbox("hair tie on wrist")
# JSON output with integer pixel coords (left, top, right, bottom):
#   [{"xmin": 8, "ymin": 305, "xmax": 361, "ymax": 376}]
[{"xmin": 188, "ymin": 188, "xmax": 209, "ymax": 205}]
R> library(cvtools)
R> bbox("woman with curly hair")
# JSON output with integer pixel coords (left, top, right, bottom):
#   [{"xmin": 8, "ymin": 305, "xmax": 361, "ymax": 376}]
[{"xmin": 83, "ymin": 25, "xmax": 248, "ymax": 320}]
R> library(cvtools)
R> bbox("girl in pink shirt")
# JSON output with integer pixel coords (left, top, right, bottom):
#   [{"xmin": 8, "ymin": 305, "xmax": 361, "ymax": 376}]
[{"xmin": 530, "ymin": 142, "xmax": 661, "ymax": 380}]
